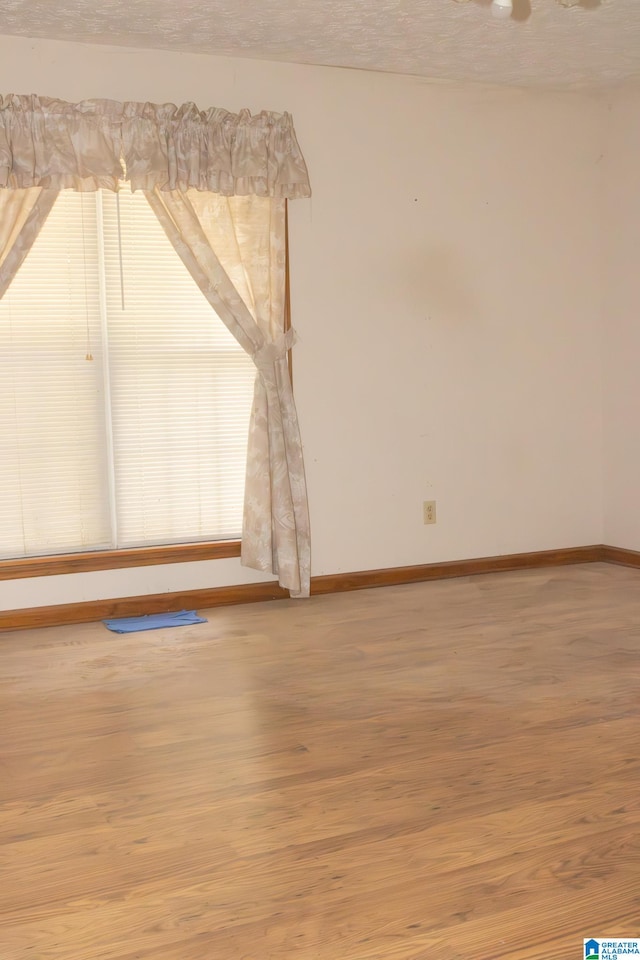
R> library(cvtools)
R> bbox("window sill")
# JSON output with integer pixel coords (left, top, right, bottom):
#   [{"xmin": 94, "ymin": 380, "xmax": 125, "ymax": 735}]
[{"xmin": 0, "ymin": 540, "xmax": 241, "ymax": 581}]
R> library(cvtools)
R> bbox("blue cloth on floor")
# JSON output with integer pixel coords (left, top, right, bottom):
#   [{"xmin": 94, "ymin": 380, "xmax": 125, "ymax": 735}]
[{"xmin": 103, "ymin": 610, "xmax": 207, "ymax": 633}]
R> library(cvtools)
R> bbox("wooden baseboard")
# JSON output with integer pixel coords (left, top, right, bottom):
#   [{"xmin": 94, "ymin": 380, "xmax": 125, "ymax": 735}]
[
  {"xmin": 310, "ymin": 545, "xmax": 602, "ymax": 595},
  {"xmin": 600, "ymin": 545, "xmax": 640, "ymax": 568},
  {"xmin": 0, "ymin": 544, "xmax": 606, "ymax": 633},
  {"xmin": 0, "ymin": 581, "xmax": 289, "ymax": 632}
]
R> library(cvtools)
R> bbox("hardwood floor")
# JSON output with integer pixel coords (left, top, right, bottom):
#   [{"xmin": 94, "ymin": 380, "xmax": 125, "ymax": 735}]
[{"xmin": 1, "ymin": 562, "xmax": 639, "ymax": 959}]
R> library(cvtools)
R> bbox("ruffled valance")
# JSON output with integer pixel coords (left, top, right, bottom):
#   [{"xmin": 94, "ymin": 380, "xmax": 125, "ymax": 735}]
[{"xmin": 0, "ymin": 95, "xmax": 311, "ymax": 198}]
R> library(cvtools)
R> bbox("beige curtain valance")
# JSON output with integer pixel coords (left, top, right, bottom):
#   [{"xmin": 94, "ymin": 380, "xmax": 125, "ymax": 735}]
[{"xmin": 0, "ymin": 94, "xmax": 311, "ymax": 198}]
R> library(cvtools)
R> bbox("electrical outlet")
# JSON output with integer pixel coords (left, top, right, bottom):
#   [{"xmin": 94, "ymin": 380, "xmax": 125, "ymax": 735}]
[{"xmin": 423, "ymin": 500, "xmax": 436, "ymax": 525}]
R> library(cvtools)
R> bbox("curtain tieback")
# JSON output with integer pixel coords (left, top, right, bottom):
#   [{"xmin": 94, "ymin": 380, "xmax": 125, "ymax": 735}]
[{"xmin": 252, "ymin": 327, "xmax": 296, "ymax": 378}]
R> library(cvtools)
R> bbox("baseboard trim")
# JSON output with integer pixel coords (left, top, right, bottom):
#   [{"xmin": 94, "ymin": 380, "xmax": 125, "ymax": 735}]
[
  {"xmin": 0, "ymin": 544, "xmax": 606, "ymax": 632},
  {"xmin": 600, "ymin": 545, "xmax": 640, "ymax": 568},
  {"xmin": 310, "ymin": 545, "xmax": 602, "ymax": 595},
  {"xmin": 0, "ymin": 580, "xmax": 290, "ymax": 632}
]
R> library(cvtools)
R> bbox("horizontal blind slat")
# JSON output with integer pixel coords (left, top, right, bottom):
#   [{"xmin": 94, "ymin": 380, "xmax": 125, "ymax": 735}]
[
  {"xmin": 101, "ymin": 185, "xmax": 253, "ymax": 548},
  {"xmin": 0, "ymin": 190, "xmax": 111, "ymax": 558},
  {"xmin": 0, "ymin": 185, "xmax": 254, "ymax": 558}
]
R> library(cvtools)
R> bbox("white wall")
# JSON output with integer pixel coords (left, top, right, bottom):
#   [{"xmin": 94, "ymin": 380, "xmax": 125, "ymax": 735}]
[
  {"xmin": 603, "ymin": 86, "xmax": 640, "ymax": 550},
  {"xmin": 0, "ymin": 35, "xmax": 606, "ymax": 609}
]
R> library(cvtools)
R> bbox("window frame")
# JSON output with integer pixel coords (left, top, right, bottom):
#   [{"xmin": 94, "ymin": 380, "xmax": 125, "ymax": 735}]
[{"xmin": 0, "ymin": 202, "xmax": 293, "ymax": 581}]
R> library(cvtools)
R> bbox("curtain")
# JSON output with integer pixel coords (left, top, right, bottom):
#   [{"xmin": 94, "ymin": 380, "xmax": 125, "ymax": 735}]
[
  {"xmin": 0, "ymin": 188, "xmax": 57, "ymax": 298},
  {"xmin": 0, "ymin": 94, "xmax": 312, "ymax": 597},
  {"xmin": 145, "ymin": 189, "xmax": 310, "ymax": 597},
  {"xmin": 0, "ymin": 95, "xmax": 311, "ymax": 197}
]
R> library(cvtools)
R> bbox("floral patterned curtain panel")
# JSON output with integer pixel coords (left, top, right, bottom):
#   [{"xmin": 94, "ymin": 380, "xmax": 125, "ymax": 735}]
[
  {"xmin": 146, "ymin": 190, "xmax": 310, "ymax": 596},
  {"xmin": 0, "ymin": 188, "xmax": 57, "ymax": 298},
  {"xmin": 0, "ymin": 94, "xmax": 312, "ymax": 597}
]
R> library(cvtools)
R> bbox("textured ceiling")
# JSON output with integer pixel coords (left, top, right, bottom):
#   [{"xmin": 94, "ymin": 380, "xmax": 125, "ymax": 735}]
[{"xmin": 0, "ymin": 0, "xmax": 638, "ymax": 88}]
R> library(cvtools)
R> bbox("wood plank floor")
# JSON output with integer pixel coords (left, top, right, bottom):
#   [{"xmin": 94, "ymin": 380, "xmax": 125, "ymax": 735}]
[{"xmin": 1, "ymin": 562, "xmax": 639, "ymax": 960}]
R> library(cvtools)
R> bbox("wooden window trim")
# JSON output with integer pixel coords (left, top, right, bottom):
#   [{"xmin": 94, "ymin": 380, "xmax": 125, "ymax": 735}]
[
  {"xmin": 285, "ymin": 199, "xmax": 293, "ymax": 384},
  {"xmin": 0, "ymin": 540, "xmax": 242, "ymax": 581}
]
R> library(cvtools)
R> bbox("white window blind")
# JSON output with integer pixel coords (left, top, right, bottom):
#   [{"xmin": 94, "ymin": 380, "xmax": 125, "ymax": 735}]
[{"xmin": 0, "ymin": 185, "xmax": 256, "ymax": 560}]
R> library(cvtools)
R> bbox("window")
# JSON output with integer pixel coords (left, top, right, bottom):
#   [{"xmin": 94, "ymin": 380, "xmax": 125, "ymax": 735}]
[{"xmin": 0, "ymin": 185, "xmax": 256, "ymax": 561}]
